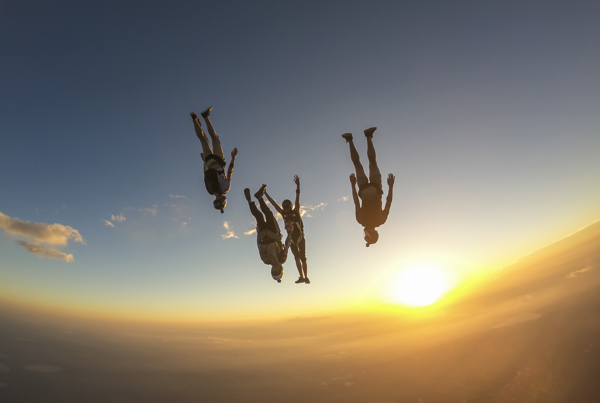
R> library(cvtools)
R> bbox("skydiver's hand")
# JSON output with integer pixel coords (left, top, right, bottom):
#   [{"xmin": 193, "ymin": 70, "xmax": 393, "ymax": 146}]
[
  {"xmin": 350, "ymin": 173, "xmax": 357, "ymax": 186},
  {"xmin": 231, "ymin": 148, "xmax": 238, "ymax": 158},
  {"xmin": 387, "ymin": 173, "xmax": 395, "ymax": 187},
  {"xmin": 293, "ymin": 175, "xmax": 300, "ymax": 187}
]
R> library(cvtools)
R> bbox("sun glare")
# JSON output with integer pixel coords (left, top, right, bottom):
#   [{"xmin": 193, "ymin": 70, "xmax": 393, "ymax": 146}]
[{"xmin": 389, "ymin": 263, "xmax": 454, "ymax": 307}]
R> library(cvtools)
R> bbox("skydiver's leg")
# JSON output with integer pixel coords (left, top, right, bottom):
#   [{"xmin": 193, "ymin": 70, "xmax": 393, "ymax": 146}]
[
  {"xmin": 346, "ymin": 137, "xmax": 369, "ymax": 188},
  {"xmin": 202, "ymin": 114, "xmax": 225, "ymax": 160},
  {"xmin": 193, "ymin": 117, "xmax": 213, "ymax": 157},
  {"xmin": 290, "ymin": 244, "xmax": 304, "ymax": 280},
  {"xmin": 248, "ymin": 201, "xmax": 267, "ymax": 232},
  {"xmin": 298, "ymin": 239, "xmax": 308, "ymax": 279},
  {"xmin": 296, "ymin": 259, "xmax": 303, "ymax": 276},
  {"xmin": 258, "ymin": 197, "xmax": 278, "ymax": 233},
  {"xmin": 365, "ymin": 131, "xmax": 382, "ymax": 188}
]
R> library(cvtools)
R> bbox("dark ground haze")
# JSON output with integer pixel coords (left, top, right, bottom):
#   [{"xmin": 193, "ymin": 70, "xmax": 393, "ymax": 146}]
[{"xmin": 1, "ymin": 222, "xmax": 600, "ymax": 403}]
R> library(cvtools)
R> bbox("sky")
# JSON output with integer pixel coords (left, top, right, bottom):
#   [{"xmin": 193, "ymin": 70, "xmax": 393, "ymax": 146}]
[{"xmin": 1, "ymin": 0, "xmax": 600, "ymax": 321}]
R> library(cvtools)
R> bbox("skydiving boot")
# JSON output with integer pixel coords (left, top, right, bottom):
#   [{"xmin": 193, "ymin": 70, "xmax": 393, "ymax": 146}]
[
  {"xmin": 201, "ymin": 106, "xmax": 213, "ymax": 118},
  {"xmin": 244, "ymin": 188, "xmax": 251, "ymax": 202},
  {"xmin": 342, "ymin": 133, "xmax": 353, "ymax": 143},
  {"xmin": 364, "ymin": 127, "xmax": 377, "ymax": 138},
  {"xmin": 254, "ymin": 184, "xmax": 267, "ymax": 199},
  {"xmin": 190, "ymin": 111, "xmax": 198, "ymax": 120}
]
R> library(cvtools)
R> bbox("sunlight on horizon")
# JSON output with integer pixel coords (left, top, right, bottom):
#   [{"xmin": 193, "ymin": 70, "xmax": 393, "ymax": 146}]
[{"xmin": 388, "ymin": 262, "xmax": 456, "ymax": 307}]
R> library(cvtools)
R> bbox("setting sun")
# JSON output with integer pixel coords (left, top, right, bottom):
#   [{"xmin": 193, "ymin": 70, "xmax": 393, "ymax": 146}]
[{"xmin": 389, "ymin": 263, "xmax": 455, "ymax": 307}]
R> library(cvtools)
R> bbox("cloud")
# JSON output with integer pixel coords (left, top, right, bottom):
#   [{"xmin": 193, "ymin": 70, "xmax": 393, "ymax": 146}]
[
  {"xmin": 104, "ymin": 220, "xmax": 115, "ymax": 228},
  {"xmin": 139, "ymin": 206, "xmax": 157, "ymax": 216},
  {"xmin": 169, "ymin": 194, "xmax": 186, "ymax": 199},
  {"xmin": 18, "ymin": 241, "xmax": 74, "ymax": 262},
  {"xmin": 0, "ymin": 212, "xmax": 85, "ymax": 246},
  {"xmin": 566, "ymin": 267, "xmax": 593, "ymax": 279},
  {"xmin": 111, "ymin": 214, "xmax": 126, "ymax": 222},
  {"xmin": 300, "ymin": 202, "xmax": 327, "ymax": 218},
  {"xmin": 244, "ymin": 228, "xmax": 257, "ymax": 235},
  {"xmin": 338, "ymin": 196, "xmax": 349, "ymax": 202},
  {"xmin": 221, "ymin": 221, "xmax": 239, "ymax": 239}
]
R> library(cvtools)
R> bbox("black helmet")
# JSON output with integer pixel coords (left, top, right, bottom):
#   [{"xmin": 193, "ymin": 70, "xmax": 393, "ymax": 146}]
[{"xmin": 213, "ymin": 195, "xmax": 227, "ymax": 213}]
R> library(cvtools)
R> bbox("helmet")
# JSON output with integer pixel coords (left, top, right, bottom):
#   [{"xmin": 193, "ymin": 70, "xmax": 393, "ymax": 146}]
[
  {"xmin": 271, "ymin": 265, "xmax": 283, "ymax": 282},
  {"xmin": 364, "ymin": 228, "xmax": 379, "ymax": 246},
  {"xmin": 213, "ymin": 195, "xmax": 227, "ymax": 213}
]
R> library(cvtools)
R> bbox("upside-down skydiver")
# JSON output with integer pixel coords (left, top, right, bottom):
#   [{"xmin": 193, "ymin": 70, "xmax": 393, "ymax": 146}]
[
  {"xmin": 264, "ymin": 176, "xmax": 309, "ymax": 284},
  {"xmin": 190, "ymin": 107, "xmax": 238, "ymax": 213},
  {"xmin": 342, "ymin": 127, "xmax": 395, "ymax": 246},
  {"xmin": 244, "ymin": 185, "xmax": 291, "ymax": 282}
]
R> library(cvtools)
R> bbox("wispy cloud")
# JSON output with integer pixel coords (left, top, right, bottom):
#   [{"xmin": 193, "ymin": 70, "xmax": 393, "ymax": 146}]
[
  {"xmin": 300, "ymin": 202, "xmax": 327, "ymax": 218},
  {"xmin": 111, "ymin": 214, "xmax": 126, "ymax": 222},
  {"xmin": 0, "ymin": 211, "xmax": 85, "ymax": 246},
  {"xmin": 104, "ymin": 213, "xmax": 126, "ymax": 227},
  {"xmin": 244, "ymin": 228, "xmax": 257, "ymax": 235},
  {"xmin": 338, "ymin": 196, "xmax": 349, "ymax": 202},
  {"xmin": 18, "ymin": 241, "xmax": 74, "ymax": 262},
  {"xmin": 139, "ymin": 206, "xmax": 157, "ymax": 216},
  {"xmin": 221, "ymin": 221, "xmax": 239, "ymax": 239},
  {"xmin": 566, "ymin": 267, "xmax": 593, "ymax": 279},
  {"xmin": 169, "ymin": 194, "xmax": 186, "ymax": 199}
]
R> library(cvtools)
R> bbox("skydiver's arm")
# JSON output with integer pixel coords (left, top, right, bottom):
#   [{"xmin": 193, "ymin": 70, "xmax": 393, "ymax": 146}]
[
  {"xmin": 293, "ymin": 175, "xmax": 300, "ymax": 211},
  {"xmin": 227, "ymin": 148, "xmax": 238, "ymax": 179},
  {"xmin": 280, "ymin": 234, "xmax": 291, "ymax": 263},
  {"xmin": 382, "ymin": 174, "xmax": 395, "ymax": 223},
  {"xmin": 350, "ymin": 174, "xmax": 360, "ymax": 217},
  {"xmin": 264, "ymin": 191, "xmax": 284, "ymax": 215}
]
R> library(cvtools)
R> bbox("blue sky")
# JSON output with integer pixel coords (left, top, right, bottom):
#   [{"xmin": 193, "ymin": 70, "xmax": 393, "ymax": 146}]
[{"xmin": 1, "ymin": 0, "xmax": 600, "ymax": 319}]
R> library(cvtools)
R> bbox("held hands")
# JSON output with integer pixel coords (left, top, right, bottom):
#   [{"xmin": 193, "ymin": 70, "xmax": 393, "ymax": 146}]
[
  {"xmin": 350, "ymin": 173, "xmax": 357, "ymax": 186},
  {"xmin": 387, "ymin": 173, "xmax": 395, "ymax": 187},
  {"xmin": 231, "ymin": 148, "xmax": 238, "ymax": 158}
]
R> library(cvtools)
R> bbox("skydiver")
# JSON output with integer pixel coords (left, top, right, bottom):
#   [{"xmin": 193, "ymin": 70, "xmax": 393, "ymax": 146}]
[
  {"xmin": 264, "ymin": 176, "xmax": 309, "ymax": 284},
  {"xmin": 342, "ymin": 127, "xmax": 395, "ymax": 246},
  {"xmin": 244, "ymin": 186, "xmax": 290, "ymax": 283},
  {"xmin": 190, "ymin": 107, "xmax": 238, "ymax": 213}
]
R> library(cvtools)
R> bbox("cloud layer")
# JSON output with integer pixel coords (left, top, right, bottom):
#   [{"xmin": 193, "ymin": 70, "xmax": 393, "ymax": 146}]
[
  {"xmin": 0, "ymin": 212, "xmax": 85, "ymax": 246},
  {"xmin": 18, "ymin": 241, "xmax": 74, "ymax": 262}
]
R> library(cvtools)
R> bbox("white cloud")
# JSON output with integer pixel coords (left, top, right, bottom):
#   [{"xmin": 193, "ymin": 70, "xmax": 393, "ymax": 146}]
[
  {"xmin": 221, "ymin": 221, "xmax": 239, "ymax": 239},
  {"xmin": 338, "ymin": 196, "xmax": 349, "ymax": 202},
  {"xmin": 300, "ymin": 202, "xmax": 327, "ymax": 218},
  {"xmin": 0, "ymin": 211, "xmax": 85, "ymax": 246},
  {"xmin": 104, "ymin": 220, "xmax": 115, "ymax": 228},
  {"xmin": 169, "ymin": 194, "xmax": 186, "ymax": 199},
  {"xmin": 111, "ymin": 214, "xmax": 126, "ymax": 222},
  {"xmin": 244, "ymin": 228, "xmax": 257, "ymax": 235},
  {"xmin": 18, "ymin": 241, "xmax": 74, "ymax": 262}
]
